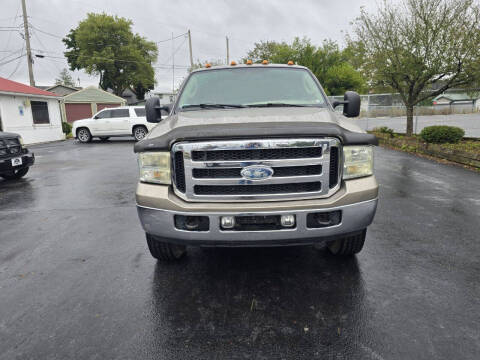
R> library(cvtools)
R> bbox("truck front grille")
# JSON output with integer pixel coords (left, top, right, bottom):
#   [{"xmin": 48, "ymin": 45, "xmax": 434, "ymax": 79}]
[
  {"xmin": 0, "ymin": 138, "xmax": 21, "ymax": 158},
  {"xmin": 172, "ymin": 138, "xmax": 341, "ymax": 202}
]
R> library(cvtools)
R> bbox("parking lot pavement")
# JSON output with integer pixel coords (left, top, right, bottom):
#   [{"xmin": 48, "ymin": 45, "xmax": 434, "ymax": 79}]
[
  {"xmin": 0, "ymin": 138, "xmax": 479, "ymax": 360},
  {"xmin": 355, "ymin": 113, "xmax": 480, "ymax": 137}
]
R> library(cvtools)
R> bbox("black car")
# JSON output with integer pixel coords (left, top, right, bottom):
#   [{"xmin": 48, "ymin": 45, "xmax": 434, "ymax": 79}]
[{"xmin": 0, "ymin": 131, "xmax": 35, "ymax": 180}]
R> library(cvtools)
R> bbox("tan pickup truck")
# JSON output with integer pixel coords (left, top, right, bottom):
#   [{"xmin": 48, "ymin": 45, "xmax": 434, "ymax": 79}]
[{"xmin": 135, "ymin": 63, "xmax": 378, "ymax": 261}]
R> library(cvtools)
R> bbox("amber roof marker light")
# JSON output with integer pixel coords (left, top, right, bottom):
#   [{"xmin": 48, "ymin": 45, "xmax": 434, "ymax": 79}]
[
  {"xmin": 246, "ymin": 59, "xmax": 253, "ymax": 65},
  {"xmin": 262, "ymin": 60, "xmax": 269, "ymax": 65},
  {"xmin": 205, "ymin": 63, "xmax": 211, "ymax": 68},
  {"xmin": 287, "ymin": 60, "xmax": 294, "ymax": 65},
  {"xmin": 230, "ymin": 60, "xmax": 237, "ymax": 66}
]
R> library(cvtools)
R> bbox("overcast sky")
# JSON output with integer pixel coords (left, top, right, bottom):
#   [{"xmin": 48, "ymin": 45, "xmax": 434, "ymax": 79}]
[{"xmin": 0, "ymin": 0, "xmax": 377, "ymax": 92}]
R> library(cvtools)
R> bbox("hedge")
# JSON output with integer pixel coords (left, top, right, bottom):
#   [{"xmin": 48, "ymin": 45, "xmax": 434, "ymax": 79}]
[
  {"xmin": 420, "ymin": 125, "xmax": 464, "ymax": 144},
  {"xmin": 62, "ymin": 122, "xmax": 72, "ymax": 135}
]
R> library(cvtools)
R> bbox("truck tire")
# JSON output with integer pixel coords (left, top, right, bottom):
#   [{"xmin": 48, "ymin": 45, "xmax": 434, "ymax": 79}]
[
  {"xmin": 1, "ymin": 167, "xmax": 29, "ymax": 180},
  {"xmin": 77, "ymin": 128, "xmax": 92, "ymax": 143},
  {"xmin": 133, "ymin": 125, "xmax": 148, "ymax": 141},
  {"xmin": 146, "ymin": 233, "xmax": 186, "ymax": 261},
  {"xmin": 327, "ymin": 229, "xmax": 366, "ymax": 256}
]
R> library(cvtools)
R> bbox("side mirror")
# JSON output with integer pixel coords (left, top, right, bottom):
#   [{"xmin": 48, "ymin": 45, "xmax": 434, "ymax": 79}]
[
  {"xmin": 93, "ymin": 115, "xmax": 99, "ymax": 119},
  {"xmin": 332, "ymin": 91, "xmax": 360, "ymax": 118},
  {"xmin": 146, "ymin": 96, "xmax": 170, "ymax": 123}
]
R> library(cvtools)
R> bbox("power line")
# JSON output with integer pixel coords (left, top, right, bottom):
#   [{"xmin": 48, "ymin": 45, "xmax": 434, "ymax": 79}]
[
  {"xmin": 0, "ymin": 48, "xmax": 23, "ymax": 62},
  {"xmin": 36, "ymin": 53, "xmax": 189, "ymax": 69},
  {"xmin": 156, "ymin": 32, "xmax": 187, "ymax": 43},
  {"xmin": 2, "ymin": 3, "xmax": 20, "ymax": 54},
  {"xmin": 0, "ymin": 54, "xmax": 25, "ymax": 67},
  {"xmin": 7, "ymin": 44, "xmax": 25, "ymax": 79},
  {"xmin": 29, "ymin": 24, "xmax": 63, "ymax": 39}
]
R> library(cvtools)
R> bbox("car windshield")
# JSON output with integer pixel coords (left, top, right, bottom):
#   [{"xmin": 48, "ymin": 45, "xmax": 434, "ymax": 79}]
[{"xmin": 177, "ymin": 67, "xmax": 326, "ymax": 110}]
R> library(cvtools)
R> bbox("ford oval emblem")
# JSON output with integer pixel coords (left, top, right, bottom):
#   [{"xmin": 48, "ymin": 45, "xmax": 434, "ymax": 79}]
[{"xmin": 240, "ymin": 165, "xmax": 274, "ymax": 181}]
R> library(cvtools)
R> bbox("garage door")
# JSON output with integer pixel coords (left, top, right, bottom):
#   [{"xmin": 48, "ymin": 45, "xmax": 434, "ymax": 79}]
[
  {"xmin": 97, "ymin": 103, "xmax": 122, "ymax": 111},
  {"xmin": 65, "ymin": 103, "xmax": 92, "ymax": 123}
]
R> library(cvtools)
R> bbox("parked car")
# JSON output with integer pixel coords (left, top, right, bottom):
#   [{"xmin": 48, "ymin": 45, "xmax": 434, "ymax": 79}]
[
  {"xmin": 72, "ymin": 106, "xmax": 158, "ymax": 143},
  {"xmin": 134, "ymin": 63, "xmax": 379, "ymax": 261},
  {"xmin": 0, "ymin": 131, "xmax": 34, "ymax": 180}
]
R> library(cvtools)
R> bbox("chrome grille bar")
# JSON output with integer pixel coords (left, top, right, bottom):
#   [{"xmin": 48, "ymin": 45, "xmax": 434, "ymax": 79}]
[{"xmin": 172, "ymin": 138, "xmax": 341, "ymax": 202}]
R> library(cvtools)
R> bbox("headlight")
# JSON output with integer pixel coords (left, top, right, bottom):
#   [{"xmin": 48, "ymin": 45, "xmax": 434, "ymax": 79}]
[
  {"xmin": 18, "ymin": 137, "xmax": 24, "ymax": 147},
  {"xmin": 138, "ymin": 152, "xmax": 171, "ymax": 184},
  {"xmin": 343, "ymin": 146, "xmax": 373, "ymax": 179}
]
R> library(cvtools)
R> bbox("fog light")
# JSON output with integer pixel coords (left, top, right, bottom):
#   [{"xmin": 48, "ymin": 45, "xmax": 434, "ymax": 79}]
[
  {"xmin": 221, "ymin": 216, "xmax": 235, "ymax": 229},
  {"xmin": 280, "ymin": 214, "xmax": 295, "ymax": 227}
]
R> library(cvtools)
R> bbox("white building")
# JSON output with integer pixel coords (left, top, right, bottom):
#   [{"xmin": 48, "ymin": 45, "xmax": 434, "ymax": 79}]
[{"xmin": 0, "ymin": 77, "xmax": 64, "ymax": 145}]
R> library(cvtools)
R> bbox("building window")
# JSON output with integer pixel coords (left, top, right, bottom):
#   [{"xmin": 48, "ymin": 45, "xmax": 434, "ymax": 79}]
[{"xmin": 31, "ymin": 101, "xmax": 50, "ymax": 124}]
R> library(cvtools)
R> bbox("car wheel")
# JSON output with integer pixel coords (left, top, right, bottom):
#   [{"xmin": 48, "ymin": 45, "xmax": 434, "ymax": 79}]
[
  {"xmin": 1, "ymin": 167, "xmax": 29, "ymax": 180},
  {"xmin": 327, "ymin": 229, "xmax": 366, "ymax": 256},
  {"xmin": 77, "ymin": 128, "xmax": 92, "ymax": 143},
  {"xmin": 146, "ymin": 233, "xmax": 186, "ymax": 261},
  {"xmin": 133, "ymin": 126, "xmax": 148, "ymax": 141},
  {"xmin": 99, "ymin": 137, "xmax": 110, "ymax": 141}
]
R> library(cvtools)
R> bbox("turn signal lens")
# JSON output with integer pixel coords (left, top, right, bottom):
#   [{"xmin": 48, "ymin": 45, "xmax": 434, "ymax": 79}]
[
  {"xmin": 262, "ymin": 60, "xmax": 268, "ymax": 65},
  {"xmin": 205, "ymin": 63, "xmax": 211, "ymax": 68},
  {"xmin": 138, "ymin": 152, "xmax": 171, "ymax": 184},
  {"xmin": 343, "ymin": 146, "xmax": 373, "ymax": 179},
  {"xmin": 287, "ymin": 60, "xmax": 294, "ymax": 65},
  {"xmin": 246, "ymin": 59, "xmax": 253, "ymax": 65},
  {"xmin": 230, "ymin": 60, "xmax": 237, "ymax": 66}
]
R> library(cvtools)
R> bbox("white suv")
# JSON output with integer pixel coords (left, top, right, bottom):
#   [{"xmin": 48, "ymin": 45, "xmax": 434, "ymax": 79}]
[{"xmin": 72, "ymin": 106, "xmax": 157, "ymax": 143}]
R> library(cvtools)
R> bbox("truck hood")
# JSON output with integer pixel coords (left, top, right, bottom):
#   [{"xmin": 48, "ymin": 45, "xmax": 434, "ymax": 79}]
[
  {"xmin": 134, "ymin": 107, "xmax": 377, "ymax": 152},
  {"xmin": 0, "ymin": 131, "xmax": 21, "ymax": 139}
]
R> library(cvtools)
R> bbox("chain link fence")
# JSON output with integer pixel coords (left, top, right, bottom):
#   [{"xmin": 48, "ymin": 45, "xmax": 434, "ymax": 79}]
[{"xmin": 328, "ymin": 93, "xmax": 480, "ymax": 137}]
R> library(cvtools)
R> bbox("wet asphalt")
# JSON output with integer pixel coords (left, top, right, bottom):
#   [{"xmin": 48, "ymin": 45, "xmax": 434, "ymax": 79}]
[{"xmin": 0, "ymin": 139, "xmax": 479, "ymax": 360}]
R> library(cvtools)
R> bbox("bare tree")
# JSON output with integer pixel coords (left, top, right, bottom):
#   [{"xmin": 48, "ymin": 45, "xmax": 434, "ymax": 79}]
[
  {"xmin": 55, "ymin": 68, "xmax": 76, "ymax": 87},
  {"xmin": 353, "ymin": 0, "xmax": 480, "ymax": 135}
]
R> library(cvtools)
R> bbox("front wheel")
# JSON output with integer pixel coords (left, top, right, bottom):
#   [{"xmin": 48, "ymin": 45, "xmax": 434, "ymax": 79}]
[
  {"xmin": 77, "ymin": 128, "xmax": 92, "ymax": 143},
  {"xmin": 133, "ymin": 126, "xmax": 148, "ymax": 141},
  {"xmin": 146, "ymin": 233, "xmax": 186, "ymax": 261},
  {"xmin": 327, "ymin": 229, "xmax": 366, "ymax": 256},
  {"xmin": 1, "ymin": 167, "xmax": 29, "ymax": 180}
]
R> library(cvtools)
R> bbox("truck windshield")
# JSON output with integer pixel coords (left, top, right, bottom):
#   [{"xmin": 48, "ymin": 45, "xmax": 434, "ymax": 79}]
[{"xmin": 177, "ymin": 67, "xmax": 326, "ymax": 110}]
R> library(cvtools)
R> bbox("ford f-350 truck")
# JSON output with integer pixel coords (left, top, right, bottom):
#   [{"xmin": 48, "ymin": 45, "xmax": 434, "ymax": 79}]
[{"xmin": 134, "ymin": 63, "xmax": 378, "ymax": 261}]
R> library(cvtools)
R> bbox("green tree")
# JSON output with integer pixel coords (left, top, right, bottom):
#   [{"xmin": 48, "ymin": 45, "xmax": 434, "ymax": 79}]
[
  {"xmin": 244, "ymin": 37, "xmax": 366, "ymax": 95},
  {"xmin": 352, "ymin": 0, "xmax": 480, "ymax": 135},
  {"xmin": 324, "ymin": 63, "xmax": 366, "ymax": 96},
  {"xmin": 63, "ymin": 13, "xmax": 158, "ymax": 97},
  {"xmin": 55, "ymin": 68, "xmax": 76, "ymax": 87}
]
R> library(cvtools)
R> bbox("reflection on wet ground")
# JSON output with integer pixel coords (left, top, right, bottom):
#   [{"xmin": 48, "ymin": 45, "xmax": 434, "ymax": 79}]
[{"xmin": 1, "ymin": 139, "xmax": 479, "ymax": 359}]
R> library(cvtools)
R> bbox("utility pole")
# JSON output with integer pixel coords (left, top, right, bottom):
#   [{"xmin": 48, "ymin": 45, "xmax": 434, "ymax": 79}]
[
  {"xmin": 226, "ymin": 36, "xmax": 229, "ymax": 64},
  {"xmin": 171, "ymin": 32, "xmax": 174, "ymax": 94},
  {"xmin": 21, "ymin": 0, "xmax": 35, "ymax": 86},
  {"xmin": 187, "ymin": 30, "xmax": 193, "ymax": 70}
]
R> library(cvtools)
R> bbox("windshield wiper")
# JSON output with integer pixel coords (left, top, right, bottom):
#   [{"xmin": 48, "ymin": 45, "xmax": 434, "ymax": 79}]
[
  {"xmin": 245, "ymin": 103, "xmax": 310, "ymax": 108},
  {"xmin": 181, "ymin": 103, "xmax": 247, "ymax": 110}
]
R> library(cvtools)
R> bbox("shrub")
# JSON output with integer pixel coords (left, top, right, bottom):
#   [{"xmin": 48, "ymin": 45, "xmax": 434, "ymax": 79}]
[
  {"xmin": 62, "ymin": 121, "xmax": 72, "ymax": 135},
  {"xmin": 420, "ymin": 125, "xmax": 464, "ymax": 144},
  {"xmin": 373, "ymin": 126, "xmax": 395, "ymax": 137}
]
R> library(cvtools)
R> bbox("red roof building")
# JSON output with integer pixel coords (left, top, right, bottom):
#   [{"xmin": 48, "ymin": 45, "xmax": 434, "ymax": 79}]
[
  {"xmin": 0, "ymin": 77, "xmax": 64, "ymax": 144},
  {"xmin": 0, "ymin": 77, "xmax": 58, "ymax": 97}
]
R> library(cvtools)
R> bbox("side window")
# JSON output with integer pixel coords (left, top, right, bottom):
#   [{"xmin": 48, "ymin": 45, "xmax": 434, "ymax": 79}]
[
  {"xmin": 95, "ymin": 110, "xmax": 111, "ymax": 119},
  {"xmin": 31, "ymin": 101, "xmax": 50, "ymax": 124},
  {"xmin": 110, "ymin": 109, "xmax": 130, "ymax": 118},
  {"xmin": 134, "ymin": 108, "xmax": 146, "ymax": 117}
]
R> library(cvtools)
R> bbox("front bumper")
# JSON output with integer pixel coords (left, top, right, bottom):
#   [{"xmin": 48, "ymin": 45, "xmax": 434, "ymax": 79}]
[
  {"xmin": 0, "ymin": 151, "xmax": 35, "ymax": 174},
  {"xmin": 136, "ymin": 176, "xmax": 378, "ymax": 247}
]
